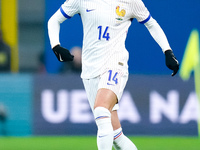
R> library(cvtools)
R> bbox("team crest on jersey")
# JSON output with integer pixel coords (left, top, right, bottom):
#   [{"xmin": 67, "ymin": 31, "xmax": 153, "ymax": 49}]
[{"xmin": 115, "ymin": 6, "xmax": 126, "ymax": 21}]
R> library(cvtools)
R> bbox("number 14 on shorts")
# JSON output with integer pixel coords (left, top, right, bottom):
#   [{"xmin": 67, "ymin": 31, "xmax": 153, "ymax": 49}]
[{"xmin": 107, "ymin": 70, "xmax": 118, "ymax": 85}]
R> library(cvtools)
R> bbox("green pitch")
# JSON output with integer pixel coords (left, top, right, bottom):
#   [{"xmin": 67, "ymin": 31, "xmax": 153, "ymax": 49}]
[{"xmin": 0, "ymin": 136, "xmax": 200, "ymax": 150}]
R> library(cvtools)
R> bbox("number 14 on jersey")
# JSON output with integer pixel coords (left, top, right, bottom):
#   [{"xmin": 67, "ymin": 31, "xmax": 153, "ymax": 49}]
[{"xmin": 98, "ymin": 26, "xmax": 110, "ymax": 41}]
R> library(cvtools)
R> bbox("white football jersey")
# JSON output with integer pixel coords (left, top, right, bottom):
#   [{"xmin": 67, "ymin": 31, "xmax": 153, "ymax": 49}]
[{"xmin": 60, "ymin": 0, "xmax": 150, "ymax": 79}]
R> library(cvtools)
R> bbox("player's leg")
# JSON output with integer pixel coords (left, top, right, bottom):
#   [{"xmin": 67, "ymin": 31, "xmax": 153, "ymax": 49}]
[
  {"xmin": 82, "ymin": 78, "xmax": 99, "ymax": 112},
  {"xmin": 83, "ymin": 68, "xmax": 132, "ymax": 150},
  {"xmin": 82, "ymin": 77, "xmax": 115, "ymax": 150},
  {"xmin": 94, "ymin": 88, "xmax": 117, "ymax": 150},
  {"xmin": 111, "ymin": 111, "xmax": 138, "ymax": 150},
  {"xmin": 93, "ymin": 68, "xmax": 128, "ymax": 150}
]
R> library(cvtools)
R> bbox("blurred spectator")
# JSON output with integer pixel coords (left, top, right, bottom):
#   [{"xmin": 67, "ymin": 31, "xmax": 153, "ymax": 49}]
[
  {"xmin": 69, "ymin": 46, "xmax": 82, "ymax": 72},
  {"xmin": 38, "ymin": 50, "xmax": 46, "ymax": 73},
  {"xmin": 38, "ymin": 46, "xmax": 82, "ymax": 74},
  {"xmin": 63, "ymin": 46, "xmax": 82, "ymax": 73},
  {"xmin": 0, "ymin": 103, "xmax": 7, "ymax": 135},
  {"xmin": 0, "ymin": 29, "xmax": 11, "ymax": 72}
]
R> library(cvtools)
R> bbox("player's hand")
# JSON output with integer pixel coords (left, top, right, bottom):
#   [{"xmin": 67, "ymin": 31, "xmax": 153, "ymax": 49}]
[
  {"xmin": 165, "ymin": 50, "xmax": 179, "ymax": 76},
  {"xmin": 52, "ymin": 45, "xmax": 74, "ymax": 62}
]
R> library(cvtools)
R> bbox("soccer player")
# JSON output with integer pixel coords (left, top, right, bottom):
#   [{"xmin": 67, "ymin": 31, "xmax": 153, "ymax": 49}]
[{"xmin": 48, "ymin": 0, "xmax": 179, "ymax": 149}]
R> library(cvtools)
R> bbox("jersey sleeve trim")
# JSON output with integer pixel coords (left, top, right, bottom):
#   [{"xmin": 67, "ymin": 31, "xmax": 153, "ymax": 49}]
[
  {"xmin": 139, "ymin": 14, "xmax": 151, "ymax": 24},
  {"xmin": 60, "ymin": 7, "xmax": 71, "ymax": 19}
]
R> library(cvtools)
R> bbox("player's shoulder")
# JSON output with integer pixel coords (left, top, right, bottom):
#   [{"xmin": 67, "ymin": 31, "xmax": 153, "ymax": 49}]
[
  {"xmin": 129, "ymin": 0, "xmax": 146, "ymax": 4},
  {"xmin": 119, "ymin": 0, "xmax": 144, "ymax": 5},
  {"xmin": 129, "ymin": 0, "xmax": 147, "ymax": 8},
  {"xmin": 64, "ymin": 0, "xmax": 81, "ymax": 2},
  {"xmin": 63, "ymin": 0, "xmax": 80, "ymax": 5},
  {"xmin": 62, "ymin": 0, "xmax": 81, "ymax": 10}
]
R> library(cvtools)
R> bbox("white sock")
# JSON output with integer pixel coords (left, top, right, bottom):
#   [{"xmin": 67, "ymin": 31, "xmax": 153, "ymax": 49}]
[
  {"xmin": 113, "ymin": 128, "xmax": 137, "ymax": 150},
  {"xmin": 94, "ymin": 107, "xmax": 113, "ymax": 150}
]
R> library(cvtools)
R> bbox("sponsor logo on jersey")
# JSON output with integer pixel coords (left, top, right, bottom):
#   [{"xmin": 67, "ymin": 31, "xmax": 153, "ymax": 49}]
[
  {"xmin": 107, "ymin": 82, "xmax": 115, "ymax": 86},
  {"xmin": 86, "ymin": 9, "xmax": 95, "ymax": 12}
]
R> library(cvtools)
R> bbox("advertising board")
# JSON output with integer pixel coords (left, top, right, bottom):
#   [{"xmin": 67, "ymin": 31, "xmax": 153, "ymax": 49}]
[
  {"xmin": 0, "ymin": 74, "xmax": 32, "ymax": 136},
  {"xmin": 33, "ymin": 74, "xmax": 198, "ymax": 136}
]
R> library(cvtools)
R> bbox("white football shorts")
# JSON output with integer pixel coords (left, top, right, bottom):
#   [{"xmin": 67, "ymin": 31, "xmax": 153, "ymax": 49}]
[{"xmin": 82, "ymin": 68, "xmax": 128, "ymax": 111}]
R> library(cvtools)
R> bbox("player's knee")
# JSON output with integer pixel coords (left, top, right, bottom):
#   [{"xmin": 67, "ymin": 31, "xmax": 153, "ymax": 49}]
[
  {"xmin": 94, "ymin": 107, "xmax": 113, "ymax": 134},
  {"xmin": 94, "ymin": 107, "xmax": 111, "ymax": 121}
]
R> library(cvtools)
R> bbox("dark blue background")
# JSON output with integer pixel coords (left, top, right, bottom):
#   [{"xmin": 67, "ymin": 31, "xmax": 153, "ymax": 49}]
[{"xmin": 45, "ymin": 0, "xmax": 200, "ymax": 74}]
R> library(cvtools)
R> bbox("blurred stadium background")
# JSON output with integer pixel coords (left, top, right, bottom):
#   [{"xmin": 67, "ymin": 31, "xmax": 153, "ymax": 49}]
[{"xmin": 0, "ymin": 0, "xmax": 200, "ymax": 149}]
